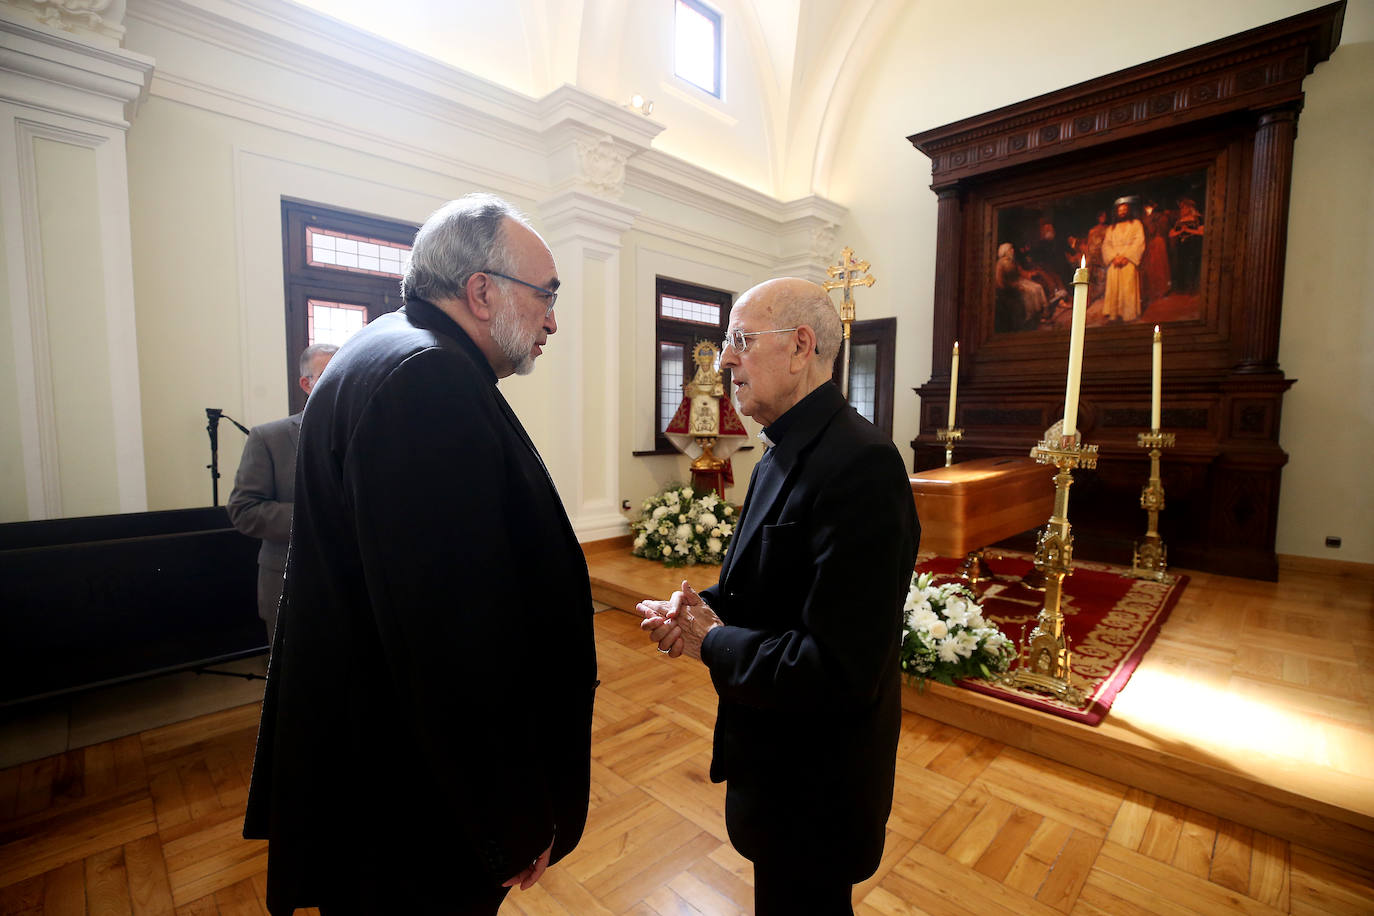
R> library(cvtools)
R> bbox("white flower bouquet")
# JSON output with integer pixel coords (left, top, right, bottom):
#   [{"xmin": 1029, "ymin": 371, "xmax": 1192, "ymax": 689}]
[
  {"xmin": 900, "ymin": 571, "xmax": 1016, "ymax": 688},
  {"xmin": 630, "ymin": 484, "xmax": 738, "ymax": 568}
]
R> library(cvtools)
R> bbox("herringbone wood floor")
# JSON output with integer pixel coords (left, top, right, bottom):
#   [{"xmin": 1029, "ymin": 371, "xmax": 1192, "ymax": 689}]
[{"xmin": 2, "ymin": 609, "xmax": 1372, "ymax": 915}]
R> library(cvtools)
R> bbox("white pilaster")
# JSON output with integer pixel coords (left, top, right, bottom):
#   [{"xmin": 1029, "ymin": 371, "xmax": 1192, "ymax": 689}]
[
  {"xmin": 537, "ymin": 189, "xmax": 639, "ymax": 542},
  {"xmin": 0, "ymin": 7, "xmax": 152, "ymax": 519}
]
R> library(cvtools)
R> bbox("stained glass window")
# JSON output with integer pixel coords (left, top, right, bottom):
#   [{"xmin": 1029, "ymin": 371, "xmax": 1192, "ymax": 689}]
[
  {"xmin": 308, "ymin": 299, "xmax": 368, "ymax": 346},
  {"xmin": 307, "ymin": 226, "xmax": 409, "ymax": 278},
  {"xmin": 660, "ymin": 295, "xmax": 721, "ymax": 326}
]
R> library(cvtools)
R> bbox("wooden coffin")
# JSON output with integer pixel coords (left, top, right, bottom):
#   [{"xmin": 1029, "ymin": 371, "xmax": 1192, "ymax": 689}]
[{"xmin": 910, "ymin": 456, "xmax": 1055, "ymax": 558}]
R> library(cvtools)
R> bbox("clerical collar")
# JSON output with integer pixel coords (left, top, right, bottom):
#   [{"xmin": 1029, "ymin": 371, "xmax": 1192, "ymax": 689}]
[
  {"xmin": 760, "ymin": 382, "xmax": 831, "ymax": 449},
  {"xmin": 401, "ymin": 295, "xmax": 497, "ymax": 385}
]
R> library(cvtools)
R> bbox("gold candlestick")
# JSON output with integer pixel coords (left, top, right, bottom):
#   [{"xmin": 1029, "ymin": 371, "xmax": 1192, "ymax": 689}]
[
  {"xmin": 936, "ymin": 427, "xmax": 962, "ymax": 467},
  {"xmin": 1000, "ymin": 433, "xmax": 1098, "ymax": 707},
  {"xmin": 1131, "ymin": 429, "xmax": 1176, "ymax": 580}
]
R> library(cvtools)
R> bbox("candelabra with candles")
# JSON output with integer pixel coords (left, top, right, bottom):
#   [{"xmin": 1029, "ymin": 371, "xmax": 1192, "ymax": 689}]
[
  {"xmin": 1131, "ymin": 429, "xmax": 1175, "ymax": 580},
  {"xmin": 938, "ymin": 340, "xmax": 961, "ymax": 467},
  {"xmin": 1131, "ymin": 325, "xmax": 1172, "ymax": 580},
  {"xmin": 1001, "ymin": 256, "xmax": 1093, "ymax": 708},
  {"xmin": 999, "ymin": 431, "xmax": 1095, "ymax": 707},
  {"xmin": 936, "ymin": 427, "xmax": 962, "ymax": 468}
]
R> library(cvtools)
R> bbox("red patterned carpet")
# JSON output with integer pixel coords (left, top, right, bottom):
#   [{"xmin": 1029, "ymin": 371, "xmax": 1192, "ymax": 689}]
[{"xmin": 916, "ymin": 552, "xmax": 1188, "ymax": 725}]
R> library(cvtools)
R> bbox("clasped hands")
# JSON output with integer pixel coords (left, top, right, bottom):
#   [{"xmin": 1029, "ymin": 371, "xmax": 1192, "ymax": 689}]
[{"xmin": 637, "ymin": 580, "xmax": 722, "ymax": 660}]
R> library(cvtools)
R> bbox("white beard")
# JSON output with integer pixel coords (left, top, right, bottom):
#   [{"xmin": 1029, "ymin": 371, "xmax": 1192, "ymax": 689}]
[{"xmin": 490, "ymin": 299, "xmax": 537, "ymax": 376}]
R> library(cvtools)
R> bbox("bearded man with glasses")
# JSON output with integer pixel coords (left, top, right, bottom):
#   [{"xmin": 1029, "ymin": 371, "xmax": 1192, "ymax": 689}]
[
  {"xmin": 245, "ymin": 193, "xmax": 597, "ymax": 915},
  {"xmin": 638, "ymin": 277, "xmax": 920, "ymax": 915}
]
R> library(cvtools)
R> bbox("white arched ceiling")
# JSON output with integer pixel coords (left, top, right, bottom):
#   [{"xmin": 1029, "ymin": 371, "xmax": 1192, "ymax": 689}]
[
  {"xmin": 284, "ymin": 0, "xmax": 905, "ymax": 200},
  {"xmin": 787, "ymin": 0, "xmax": 912, "ymax": 200},
  {"xmin": 573, "ymin": 0, "xmax": 632, "ymax": 104}
]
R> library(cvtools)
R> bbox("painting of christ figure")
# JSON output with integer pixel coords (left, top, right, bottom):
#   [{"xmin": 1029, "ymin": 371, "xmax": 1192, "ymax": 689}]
[{"xmin": 992, "ymin": 169, "xmax": 1207, "ymax": 334}]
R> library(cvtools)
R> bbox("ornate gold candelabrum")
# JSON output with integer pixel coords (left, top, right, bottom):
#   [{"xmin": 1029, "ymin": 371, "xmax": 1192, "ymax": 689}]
[
  {"xmin": 1000, "ymin": 434, "xmax": 1097, "ymax": 707},
  {"xmin": 936, "ymin": 427, "xmax": 962, "ymax": 467},
  {"xmin": 1131, "ymin": 429, "xmax": 1176, "ymax": 580}
]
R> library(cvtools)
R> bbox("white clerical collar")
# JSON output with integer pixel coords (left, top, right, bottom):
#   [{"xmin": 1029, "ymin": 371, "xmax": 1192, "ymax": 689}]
[{"xmin": 758, "ymin": 430, "xmax": 775, "ymax": 449}]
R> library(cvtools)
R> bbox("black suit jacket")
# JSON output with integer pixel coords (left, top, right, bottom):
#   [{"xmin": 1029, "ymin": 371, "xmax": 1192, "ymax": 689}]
[
  {"xmin": 243, "ymin": 300, "xmax": 598, "ymax": 913},
  {"xmin": 700, "ymin": 383, "xmax": 918, "ymax": 882}
]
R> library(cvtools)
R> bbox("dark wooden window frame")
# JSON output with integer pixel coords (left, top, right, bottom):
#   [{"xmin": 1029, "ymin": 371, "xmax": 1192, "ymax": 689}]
[
  {"xmin": 281, "ymin": 199, "xmax": 418, "ymax": 414},
  {"xmin": 832, "ymin": 316, "xmax": 897, "ymax": 438},
  {"xmin": 640, "ymin": 276, "xmax": 733, "ymax": 456}
]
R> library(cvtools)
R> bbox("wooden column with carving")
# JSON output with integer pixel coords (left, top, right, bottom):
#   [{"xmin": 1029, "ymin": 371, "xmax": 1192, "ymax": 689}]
[
  {"xmin": 928, "ymin": 187, "xmax": 963, "ymax": 430},
  {"xmin": 1237, "ymin": 107, "xmax": 1300, "ymax": 374}
]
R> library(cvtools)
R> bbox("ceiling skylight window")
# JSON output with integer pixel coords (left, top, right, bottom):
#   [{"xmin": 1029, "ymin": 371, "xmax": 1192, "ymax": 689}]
[{"xmin": 675, "ymin": 0, "xmax": 722, "ymax": 98}]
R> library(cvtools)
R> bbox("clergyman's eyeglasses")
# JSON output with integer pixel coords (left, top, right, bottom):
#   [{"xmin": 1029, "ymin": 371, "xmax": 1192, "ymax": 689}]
[
  {"xmin": 482, "ymin": 270, "xmax": 559, "ymax": 316},
  {"xmin": 720, "ymin": 327, "xmax": 800, "ymax": 353}
]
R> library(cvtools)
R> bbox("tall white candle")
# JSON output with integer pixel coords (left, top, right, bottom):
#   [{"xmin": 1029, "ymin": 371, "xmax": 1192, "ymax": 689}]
[
  {"xmin": 1063, "ymin": 257, "xmax": 1089, "ymax": 438},
  {"xmin": 1151, "ymin": 325, "xmax": 1162, "ymax": 430},
  {"xmin": 947, "ymin": 341, "xmax": 959, "ymax": 429}
]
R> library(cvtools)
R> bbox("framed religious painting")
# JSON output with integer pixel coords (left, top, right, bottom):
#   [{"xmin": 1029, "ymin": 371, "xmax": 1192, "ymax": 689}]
[
  {"xmin": 906, "ymin": 2, "xmax": 1345, "ymax": 580},
  {"xmin": 961, "ymin": 131, "xmax": 1240, "ymax": 379},
  {"xmin": 989, "ymin": 168, "xmax": 1208, "ymax": 335}
]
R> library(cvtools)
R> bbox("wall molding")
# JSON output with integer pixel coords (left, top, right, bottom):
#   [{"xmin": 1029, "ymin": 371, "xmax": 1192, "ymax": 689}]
[
  {"xmin": 10, "ymin": 117, "xmax": 81, "ymax": 515},
  {"xmin": 125, "ymin": 0, "xmax": 847, "ymax": 276},
  {"xmin": 0, "ymin": 10, "xmax": 153, "ymax": 128}
]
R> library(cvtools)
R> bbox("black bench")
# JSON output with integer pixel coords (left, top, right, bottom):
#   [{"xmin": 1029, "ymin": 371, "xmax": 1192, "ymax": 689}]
[{"xmin": 0, "ymin": 506, "xmax": 264, "ymax": 707}]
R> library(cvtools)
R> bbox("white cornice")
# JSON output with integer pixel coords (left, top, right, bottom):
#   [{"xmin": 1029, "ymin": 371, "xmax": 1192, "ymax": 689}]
[
  {"xmin": 121, "ymin": 0, "xmax": 847, "ymax": 270},
  {"xmin": 539, "ymin": 188, "xmax": 640, "ymax": 256},
  {"xmin": 626, "ymin": 147, "xmax": 846, "ymax": 235},
  {"xmin": 125, "ymin": 0, "xmax": 547, "ymax": 144},
  {"xmin": 629, "ymin": 213, "xmax": 778, "ymax": 267},
  {"xmin": 0, "ymin": 10, "xmax": 153, "ymax": 127},
  {"xmin": 149, "ymin": 69, "xmax": 547, "ymax": 202},
  {"xmin": 537, "ymin": 84, "xmax": 664, "ymax": 149}
]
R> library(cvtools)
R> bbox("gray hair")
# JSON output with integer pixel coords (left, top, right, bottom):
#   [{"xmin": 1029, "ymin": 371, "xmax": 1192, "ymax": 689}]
[
  {"xmin": 401, "ymin": 193, "xmax": 531, "ymax": 303},
  {"xmin": 298, "ymin": 343, "xmax": 338, "ymax": 378},
  {"xmin": 773, "ymin": 284, "xmax": 843, "ymax": 365}
]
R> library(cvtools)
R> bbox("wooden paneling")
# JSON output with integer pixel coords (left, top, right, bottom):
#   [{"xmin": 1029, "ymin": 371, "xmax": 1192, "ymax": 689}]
[{"xmin": 906, "ymin": 4, "xmax": 1349, "ymax": 580}]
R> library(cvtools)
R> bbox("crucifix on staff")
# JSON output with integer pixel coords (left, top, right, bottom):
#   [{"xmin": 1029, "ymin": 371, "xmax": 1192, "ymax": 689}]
[{"xmin": 821, "ymin": 246, "xmax": 876, "ymax": 398}]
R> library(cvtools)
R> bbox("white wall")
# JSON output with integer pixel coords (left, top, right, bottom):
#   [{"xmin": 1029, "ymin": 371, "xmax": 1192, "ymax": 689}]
[
  {"xmin": 8, "ymin": 0, "xmax": 1368, "ymax": 566},
  {"xmin": 0, "ymin": 9, "xmax": 152, "ymax": 522},
  {"xmin": 112, "ymin": 0, "xmax": 838, "ymax": 539},
  {"xmin": 826, "ymin": 0, "xmax": 1374, "ymax": 564}
]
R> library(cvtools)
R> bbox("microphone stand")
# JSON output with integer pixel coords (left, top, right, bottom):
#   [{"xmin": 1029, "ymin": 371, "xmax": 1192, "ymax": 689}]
[
  {"xmin": 202, "ymin": 408, "xmax": 268, "ymax": 682},
  {"xmin": 205, "ymin": 408, "xmax": 251, "ymax": 506}
]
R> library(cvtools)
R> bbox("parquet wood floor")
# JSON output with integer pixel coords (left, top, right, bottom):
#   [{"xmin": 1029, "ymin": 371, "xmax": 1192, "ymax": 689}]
[
  {"xmin": 2, "ymin": 610, "xmax": 1372, "ymax": 914},
  {"xmin": 587, "ymin": 544, "xmax": 1374, "ymax": 864}
]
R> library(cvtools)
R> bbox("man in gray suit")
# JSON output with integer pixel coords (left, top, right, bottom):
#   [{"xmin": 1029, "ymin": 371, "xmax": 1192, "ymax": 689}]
[{"xmin": 228, "ymin": 343, "xmax": 337, "ymax": 640}]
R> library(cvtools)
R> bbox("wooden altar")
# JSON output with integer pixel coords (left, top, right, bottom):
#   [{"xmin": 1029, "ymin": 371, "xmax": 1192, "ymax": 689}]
[{"xmin": 907, "ymin": 3, "xmax": 1346, "ymax": 580}]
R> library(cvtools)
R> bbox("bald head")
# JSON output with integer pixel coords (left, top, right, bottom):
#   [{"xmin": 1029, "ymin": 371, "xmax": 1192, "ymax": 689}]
[
  {"xmin": 719, "ymin": 277, "xmax": 842, "ymax": 426},
  {"xmin": 740, "ymin": 278, "xmax": 843, "ymax": 365}
]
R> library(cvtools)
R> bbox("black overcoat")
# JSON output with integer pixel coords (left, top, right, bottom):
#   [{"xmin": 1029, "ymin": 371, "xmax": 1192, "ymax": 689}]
[
  {"xmin": 243, "ymin": 300, "xmax": 597, "ymax": 913},
  {"xmin": 699, "ymin": 382, "xmax": 918, "ymax": 883}
]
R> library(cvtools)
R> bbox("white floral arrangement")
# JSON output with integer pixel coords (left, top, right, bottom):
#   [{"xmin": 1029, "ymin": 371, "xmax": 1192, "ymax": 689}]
[
  {"xmin": 900, "ymin": 571, "xmax": 1016, "ymax": 688},
  {"xmin": 630, "ymin": 484, "xmax": 738, "ymax": 568}
]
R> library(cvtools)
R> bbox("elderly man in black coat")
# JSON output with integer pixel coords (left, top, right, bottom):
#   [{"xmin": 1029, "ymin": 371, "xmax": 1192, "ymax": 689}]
[
  {"xmin": 639, "ymin": 278, "xmax": 919, "ymax": 916},
  {"xmin": 244, "ymin": 193, "xmax": 598, "ymax": 914}
]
